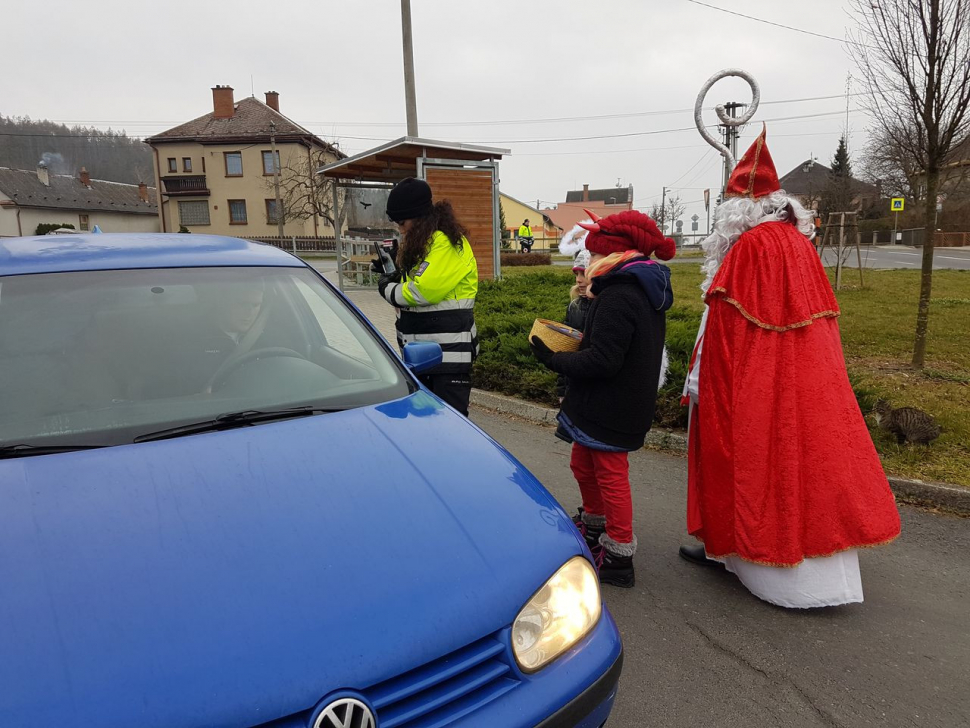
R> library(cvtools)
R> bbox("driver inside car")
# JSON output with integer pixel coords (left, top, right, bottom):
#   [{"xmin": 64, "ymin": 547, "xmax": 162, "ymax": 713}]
[{"xmin": 186, "ymin": 280, "xmax": 271, "ymax": 393}]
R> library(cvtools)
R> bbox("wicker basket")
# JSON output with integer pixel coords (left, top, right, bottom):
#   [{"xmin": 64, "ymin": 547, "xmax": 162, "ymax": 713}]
[{"xmin": 529, "ymin": 318, "xmax": 583, "ymax": 352}]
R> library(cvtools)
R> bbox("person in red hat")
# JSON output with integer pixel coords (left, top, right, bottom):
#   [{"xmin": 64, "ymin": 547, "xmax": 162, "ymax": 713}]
[
  {"xmin": 531, "ymin": 210, "xmax": 675, "ymax": 588},
  {"xmin": 679, "ymin": 127, "xmax": 901, "ymax": 608}
]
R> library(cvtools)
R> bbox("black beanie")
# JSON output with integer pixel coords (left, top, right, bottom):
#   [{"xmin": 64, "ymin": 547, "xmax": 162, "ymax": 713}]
[{"xmin": 386, "ymin": 177, "xmax": 434, "ymax": 223}]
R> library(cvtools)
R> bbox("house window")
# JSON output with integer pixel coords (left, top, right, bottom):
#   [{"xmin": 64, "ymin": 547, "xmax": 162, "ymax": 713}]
[
  {"xmin": 79, "ymin": 214, "xmax": 90, "ymax": 231},
  {"xmin": 182, "ymin": 157, "xmax": 193, "ymax": 172},
  {"xmin": 228, "ymin": 199, "xmax": 248, "ymax": 224},
  {"xmin": 224, "ymin": 152, "xmax": 243, "ymax": 177},
  {"xmin": 266, "ymin": 199, "xmax": 280, "ymax": 224},
  {"xmin": 178, "ymin": 200, "xmax": 210, "ymax": 226},
  {"xmin": 167, "ymin": 158, "xmax": 177, "ymax": 173},
  {"xmin": 262, "ymin": 150, "xmax": 281, "ymax": 175}
]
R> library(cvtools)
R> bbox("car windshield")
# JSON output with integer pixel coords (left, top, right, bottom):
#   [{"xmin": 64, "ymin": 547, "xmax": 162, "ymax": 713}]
[{"xmin": 0, "ymin": 266, "xmax": 412, "ymax": 448}]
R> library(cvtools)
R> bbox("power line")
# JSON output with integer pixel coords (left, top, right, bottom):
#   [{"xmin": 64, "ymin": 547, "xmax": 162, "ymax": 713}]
[
  {"xmin": 684, "ymin": 0, "xmax": 870, "ymax": 47},
  {"xmin": 667, "ymin": 150, "xmax": 712, "ymax": 187},
  {"xmin": 37, "ymin": 93, "xmax": 864, "ymax": 131}
]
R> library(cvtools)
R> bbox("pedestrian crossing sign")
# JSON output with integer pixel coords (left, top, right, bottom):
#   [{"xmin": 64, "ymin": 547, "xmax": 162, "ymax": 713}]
[{"xmin": 891, "ymin": 198, "xmax": 905, "ymax": 211}]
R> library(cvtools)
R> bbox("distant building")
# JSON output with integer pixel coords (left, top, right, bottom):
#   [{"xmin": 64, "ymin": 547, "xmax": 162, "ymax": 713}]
[
  {"xmin": 0, "ymin": 165, "xmax": 158, "ymax": 237},
  {"xmin": 543, "ymin": 183, "xmax": 635, "ymax": 238},
  {"xmin": 564, "ymin": 183, "xmax": 634, "ymax": 208},
  {"xmin": 146, "ymin": 86, "xmax": 343, "ymax": 237},
  {"xmin": 779, "ymin": 160, "xmax": 879, "ymax": 212},
  {"xmin": 499, "ymin": 192, "xmax": 560, "ymax": 249}
]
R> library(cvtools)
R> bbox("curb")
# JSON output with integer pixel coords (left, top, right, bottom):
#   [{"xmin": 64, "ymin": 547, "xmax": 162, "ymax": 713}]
[
  {"xmin": 470, "ymin": 389, "xmax": 689, "ymax": 451},
  {"xmin": 887, "ymin": 477, "xmax": 970, "ymax": 515},
  {"xmin": 470, "ymin": 389, "xmax": 970, "ymax": 514}
]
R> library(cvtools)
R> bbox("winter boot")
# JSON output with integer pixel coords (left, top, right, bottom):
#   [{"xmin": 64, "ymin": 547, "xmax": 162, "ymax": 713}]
[
  {"xmin": 596, "ymin": 534, "xmax": 637, "ymax": 588},
  {"xmin": 571, "ymin": 508, "xmax": 606, "ymax": 553}
]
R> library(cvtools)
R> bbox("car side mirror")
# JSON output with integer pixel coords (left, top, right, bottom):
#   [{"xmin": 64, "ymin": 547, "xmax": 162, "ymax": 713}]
[{"xmin": 402, "ymin": 342, "xmax": 442, "ymax": 374}]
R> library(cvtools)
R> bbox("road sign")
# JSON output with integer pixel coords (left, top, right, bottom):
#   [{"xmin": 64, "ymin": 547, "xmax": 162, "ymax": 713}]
[{"xmin": 891, "ymin": 198, "xmax": 905, "ymax": 211}]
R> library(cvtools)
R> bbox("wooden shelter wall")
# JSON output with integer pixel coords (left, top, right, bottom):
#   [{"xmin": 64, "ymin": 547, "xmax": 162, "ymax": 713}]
[{"xmin": 425, "ymin": 167, "xmax": 495, "ymax": 279}]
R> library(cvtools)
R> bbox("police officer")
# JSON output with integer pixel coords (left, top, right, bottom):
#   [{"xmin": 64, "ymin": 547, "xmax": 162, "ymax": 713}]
[
  {"xmin": 377, "ymin": 178, "xmax": 478, "ymax": 416},
  {"xmin": 517, "ymin": 219, "xmax": 534, "ymax": 253}
]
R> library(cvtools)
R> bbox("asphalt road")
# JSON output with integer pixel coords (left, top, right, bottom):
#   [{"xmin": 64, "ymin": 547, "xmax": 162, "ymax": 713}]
[
  {"xmin": 468, "ymin": 409, "xmax": 970, "ymax": 728},
  {"xmin": 553, "ymin": 247, "xmax": 970, "ymax": 270},
  {"xmin": 819, "ymin": 246, "xmax": 970, "ymax": 270}
]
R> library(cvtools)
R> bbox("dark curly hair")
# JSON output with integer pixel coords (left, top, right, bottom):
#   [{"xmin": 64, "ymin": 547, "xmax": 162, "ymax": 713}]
[{"xmin": 397, "ymin": 200, "xmax": 470, "ymax": 273}]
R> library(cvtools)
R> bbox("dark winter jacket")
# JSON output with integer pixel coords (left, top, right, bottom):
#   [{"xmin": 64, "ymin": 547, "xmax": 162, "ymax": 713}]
[
  {"xmin": 556, "ymin": 296, "xmax": 592, "ymax": 398},
  {"xmin": 546, "ymin": 258, "xmax": 672, "ymax": 450}
]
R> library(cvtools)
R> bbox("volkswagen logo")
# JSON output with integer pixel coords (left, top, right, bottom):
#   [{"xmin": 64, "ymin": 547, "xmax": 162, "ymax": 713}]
[{"xmin": 313, "ymin": 697, "xmax": 376, "ymax": 728}]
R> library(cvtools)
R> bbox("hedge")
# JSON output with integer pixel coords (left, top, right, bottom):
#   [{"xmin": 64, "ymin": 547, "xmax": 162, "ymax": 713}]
[
  {"xmin": 501, "ymin": 252, "xmax": 553, "ymax": 267},
  {"xmin": 35, "ymin": 222, "xmax": 75, "ymax": 236},
  {"xmin": 473, "ymin": 269, "xmax": 701, "ymax": 428}
]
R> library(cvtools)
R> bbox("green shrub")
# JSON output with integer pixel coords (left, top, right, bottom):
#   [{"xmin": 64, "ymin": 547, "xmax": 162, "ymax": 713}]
[
  {"xmin": 35, "ymin": 222, "xmax": 75, "ymax": 235},
  {"xmin": 473, "ymin": 270, "xmax": 702, "ymax": 425},
  {"xmin": 501, "ymin": 252, "xmax": 552, "ymax": 267}
]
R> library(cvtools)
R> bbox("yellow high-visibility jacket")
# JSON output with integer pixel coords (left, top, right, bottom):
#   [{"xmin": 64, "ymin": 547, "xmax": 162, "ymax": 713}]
[
  {"xmin": 518, "ymin": 224, "xmax": 534, "ymax": 238},
  {"xmin": 382, "ymin": 231, "xmax": 479, "ymax": 373}
]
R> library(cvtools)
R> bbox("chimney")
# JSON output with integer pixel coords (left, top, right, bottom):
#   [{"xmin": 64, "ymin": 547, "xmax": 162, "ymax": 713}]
[
  {"xmin": 265, "ymin": 91, "xmax": 280, "ymax": 112},
  {"xmin": 582, "ymin": 184, "xmax": 589, "ymax": 202},
  {"xmin": 79, "ymin": 167, "xmax": 91, "ymax": 187},
  {"xmin": 138, "ymin": 182, "xmax": 149, "ymax": 203},
  {"xmin": 212, "ymin": 85, "xmax": 235, "ymax": 119},
  {"xmin": 36, "ymin": 161, "xmax": 50, "ymax": 186}
]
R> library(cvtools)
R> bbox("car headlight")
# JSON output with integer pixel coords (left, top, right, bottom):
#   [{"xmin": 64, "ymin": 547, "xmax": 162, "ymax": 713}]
[{"xmin": 511, "ymin": 556, "xmax": 602, "ymax": 672}]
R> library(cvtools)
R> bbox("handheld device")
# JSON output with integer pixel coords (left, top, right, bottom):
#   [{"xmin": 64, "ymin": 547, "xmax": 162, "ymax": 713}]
[{"xmin": 373, "ymin": 242, "xmax": 397, "ymax": 276}]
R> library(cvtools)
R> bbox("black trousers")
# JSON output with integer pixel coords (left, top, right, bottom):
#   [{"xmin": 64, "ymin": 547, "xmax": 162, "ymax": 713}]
[{"xmin": 419, "ymin": 372, "xmax": 472, "ymax": 416}]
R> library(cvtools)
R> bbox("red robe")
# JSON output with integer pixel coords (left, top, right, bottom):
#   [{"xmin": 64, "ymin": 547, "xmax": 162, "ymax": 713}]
[{"xmin": 687, "ymin": 221, "xmax": 900, "ymax": 566}]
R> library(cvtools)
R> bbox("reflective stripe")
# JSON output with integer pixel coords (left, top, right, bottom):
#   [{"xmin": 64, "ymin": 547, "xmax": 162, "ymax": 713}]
[
  {"xmin": 391, "ymin": 283, "xmax": 409, "ymax": 307},
  {"xmin": 402, "ymin": 281, "xmax": 432, "ymax": 306},
  {"xmin": 404, "ymin": 298, "xmax": 475, "ymax": 312},
  {"xmin": 441, "ymin": 351, "xmax": 473, "ymax": 364},
  {"xmin": 399, "ymin": 323, "xmax": 477, "ymax": 345},
  {"xmin": 401, "ymin": 331, "xmax": 474, "ymax": 345}
]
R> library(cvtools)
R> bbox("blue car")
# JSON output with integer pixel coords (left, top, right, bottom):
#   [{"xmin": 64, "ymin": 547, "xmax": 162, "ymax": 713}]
[{"xmin": 0, "ymin": 234, "xmax": 622, "ymax": 728}]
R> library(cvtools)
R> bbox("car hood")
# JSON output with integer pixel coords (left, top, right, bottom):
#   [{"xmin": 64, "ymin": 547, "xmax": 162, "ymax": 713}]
[{"xmin": 0, "ymin": 392, "xmax": 582, "ymax": 728}]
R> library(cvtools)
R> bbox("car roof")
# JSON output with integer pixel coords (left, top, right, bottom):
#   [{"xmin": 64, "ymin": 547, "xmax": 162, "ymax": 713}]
[{"xmin": 0, "ymin": 233, "xmax": 307, "ymax": 276}]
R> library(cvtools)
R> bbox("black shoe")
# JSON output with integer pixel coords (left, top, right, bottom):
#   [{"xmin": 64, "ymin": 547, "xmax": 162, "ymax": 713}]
[
  {"xmin": 596, "ymin": 549, "xmax": 635, "ymax": 588},
  {"xmin": 571, "ymin": 508, "xmax": 605, "ymax": 552},
  {"xmin": 678, "ymin": 544, "xmax": 723, "ymax": 568}
]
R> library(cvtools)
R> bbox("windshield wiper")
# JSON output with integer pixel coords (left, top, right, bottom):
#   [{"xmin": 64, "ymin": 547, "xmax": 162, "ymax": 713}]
[
  {"xmin": 134, "ymin": 407, "xmax": 343, "ymax": 443},
  {"xmin": 0, "ymin": 444, "xmax": 109, "ymax": 459}
]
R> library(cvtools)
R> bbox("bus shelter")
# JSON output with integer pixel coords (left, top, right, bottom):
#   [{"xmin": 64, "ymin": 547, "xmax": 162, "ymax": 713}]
[{"xmin": 317, "ymin": 137, "xmax": 509, "ymax": 290}]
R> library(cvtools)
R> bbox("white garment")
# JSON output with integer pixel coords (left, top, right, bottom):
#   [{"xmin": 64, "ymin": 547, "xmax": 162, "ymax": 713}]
[
  {"xmin": 683, "ymin": 307, "xmax": 708, "ymax": 404},
  {"xmin": 721, "ymin": 550, "xmax": 864, "ymax": 609}
]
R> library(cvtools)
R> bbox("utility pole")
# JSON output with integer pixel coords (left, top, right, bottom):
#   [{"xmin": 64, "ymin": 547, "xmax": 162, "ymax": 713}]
[
  {"xmin": 660, "ymin": 186, "xmax": 667, "ymax": 233},
  {"xmin": 401, "ymin": 0, "xmax": 419, "ymax": 136},
  {"xmin": 719, "ymin": 102, "xmax": 743, "ymax": 194},
  {"xmin": 270, "ymin": 122, "xmax": 285, "ymax": 239}
]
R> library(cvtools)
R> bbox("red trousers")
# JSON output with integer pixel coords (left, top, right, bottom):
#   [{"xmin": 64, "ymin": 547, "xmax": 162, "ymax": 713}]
[{"xmin": 569, "ymin": 443, "xmax": 634, "ymax": 544}]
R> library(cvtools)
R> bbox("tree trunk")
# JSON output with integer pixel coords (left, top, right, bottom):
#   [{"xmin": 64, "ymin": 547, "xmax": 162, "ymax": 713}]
[{"xmin": 911, "ymin": 169, "xmax": 938, "ymax": 368}]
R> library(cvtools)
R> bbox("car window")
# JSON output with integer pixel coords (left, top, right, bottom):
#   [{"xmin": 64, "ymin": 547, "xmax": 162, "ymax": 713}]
[{"xmin": 0, "ymin": 266, "xmax": 411, "ymax": 449}]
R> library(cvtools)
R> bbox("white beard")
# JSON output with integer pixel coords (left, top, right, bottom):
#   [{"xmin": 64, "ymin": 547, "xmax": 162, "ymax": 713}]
[{"xmin": 700, "ymin": 191, "xmax": 817, "ymax": 293}]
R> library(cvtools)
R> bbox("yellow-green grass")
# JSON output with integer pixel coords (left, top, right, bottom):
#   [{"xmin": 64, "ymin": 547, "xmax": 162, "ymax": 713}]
[{"xmin": 500, "ymin": 263, "xmax": 970, "ymax": 485}]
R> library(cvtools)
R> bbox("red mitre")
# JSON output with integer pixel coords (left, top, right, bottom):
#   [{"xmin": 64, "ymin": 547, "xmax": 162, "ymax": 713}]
[{"xmin": 725, "ymin": 125, "xmax": 780, "ymax": 199}]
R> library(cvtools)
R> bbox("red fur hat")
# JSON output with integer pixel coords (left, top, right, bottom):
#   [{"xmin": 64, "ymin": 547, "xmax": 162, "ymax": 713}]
[{"xmin": 579, "ymin": 209, "xmax": 676, "ymax": 260}]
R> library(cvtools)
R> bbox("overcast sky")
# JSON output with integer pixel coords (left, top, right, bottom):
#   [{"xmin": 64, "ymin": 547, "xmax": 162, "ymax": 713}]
[{"xmin": 4, "ymin": 0, "xmax": 865, "ymax": 228}]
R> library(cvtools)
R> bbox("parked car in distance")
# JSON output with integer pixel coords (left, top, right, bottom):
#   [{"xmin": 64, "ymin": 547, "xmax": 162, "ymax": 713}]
[{"xmin": 0, "ymin": 234, "xmax": 622, "ymax": 728}]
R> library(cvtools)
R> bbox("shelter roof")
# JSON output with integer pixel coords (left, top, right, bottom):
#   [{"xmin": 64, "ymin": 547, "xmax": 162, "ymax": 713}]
[{"xmin": 317, "ymin": 137, "xmax": 509, "ymax": 183}]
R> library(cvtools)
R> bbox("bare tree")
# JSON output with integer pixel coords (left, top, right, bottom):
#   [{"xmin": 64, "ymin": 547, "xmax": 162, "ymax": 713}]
[
  {"xmin": 859, "ymin": 122, "xmax": 925, "ymax": 199},
  {"xmin": 267, "ymin": 149, "xmax": 342, "ymax": 230},
  {"xmin": 649, "ymin": 195, "xmax": 686, "ymax": 234},
  {"xmin": 850, "ymin": 0, "xmax": 970, "ymax": 367}
]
